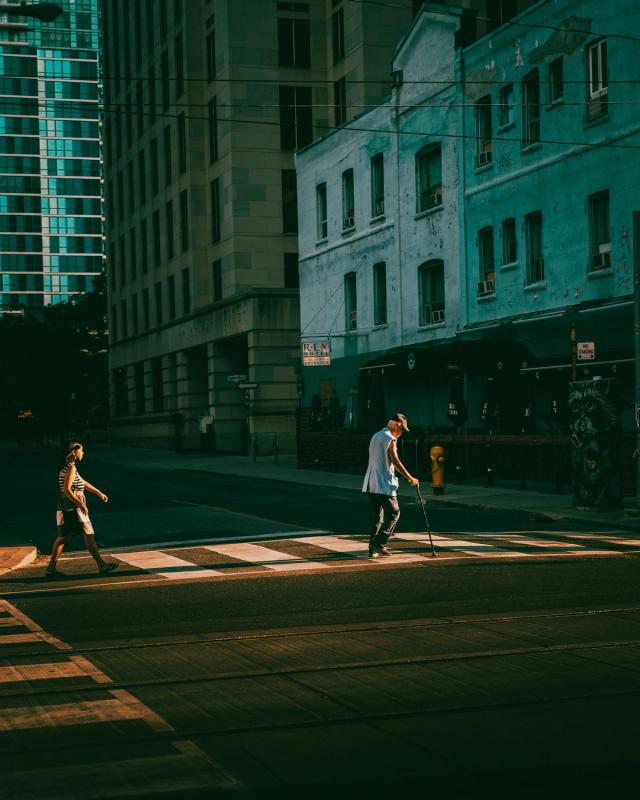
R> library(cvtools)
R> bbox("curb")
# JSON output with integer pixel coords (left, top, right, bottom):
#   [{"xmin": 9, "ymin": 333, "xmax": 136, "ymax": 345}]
[{"xmin": 0, "ymin": 545, "xmax": 38, "ymax": 577}]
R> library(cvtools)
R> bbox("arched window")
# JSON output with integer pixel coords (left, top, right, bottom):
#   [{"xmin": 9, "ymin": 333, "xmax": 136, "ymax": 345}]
[{"xmin": 418, "ymin": 260, "xmax": 444, "ymax": 326}]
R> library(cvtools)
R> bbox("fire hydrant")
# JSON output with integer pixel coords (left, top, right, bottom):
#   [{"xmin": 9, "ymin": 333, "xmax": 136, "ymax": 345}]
[{"xmin": 430, "ymin": 445, "xmax": 445, "ymax": 495}]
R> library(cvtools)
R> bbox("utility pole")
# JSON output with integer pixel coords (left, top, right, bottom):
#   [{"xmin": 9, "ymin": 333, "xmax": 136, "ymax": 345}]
[
  {"xmin": 633, "ymin": 212, "xmax": 640, "ymax": 508},
  {"xmin": 570, "ymin": 324, "xmax": 577, "ymax": 382}
]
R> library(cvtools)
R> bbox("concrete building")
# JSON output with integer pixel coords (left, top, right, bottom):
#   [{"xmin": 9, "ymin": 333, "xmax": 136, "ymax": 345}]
[
  {"xmin": 296, "ymin": 6, "xmax": 464, "ymax": 430},
  {"xmin": 102, "ymin": 0, "xmax": 418, "ymax": 453},
  {"xmin": 297, "ymin": 0, "xmax": 639, "ymax": 457},
  {"xmin": 0, "ymin": 0, "xmax": 102, "ymax": 310}
]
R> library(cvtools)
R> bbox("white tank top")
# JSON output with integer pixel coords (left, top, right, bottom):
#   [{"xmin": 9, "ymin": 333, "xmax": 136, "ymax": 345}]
[{"xmin": 362, "ymin": 427, "xmax": 398, "ymax": 496}]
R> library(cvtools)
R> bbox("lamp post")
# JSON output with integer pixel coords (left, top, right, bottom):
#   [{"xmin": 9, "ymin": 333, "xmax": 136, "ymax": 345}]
[{"xmin": 634, "ymin": 211, "xmax": 640, "ymax": 509}]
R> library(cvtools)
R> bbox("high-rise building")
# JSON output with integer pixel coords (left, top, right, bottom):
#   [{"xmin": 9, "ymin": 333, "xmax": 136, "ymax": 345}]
[
  {"xmin": 0, "ymin": 0, "xmax": 102, "ymax": 311},
  {"xmin": 103, "ymin": 0, "xmax": 418, "ymax": 453}
]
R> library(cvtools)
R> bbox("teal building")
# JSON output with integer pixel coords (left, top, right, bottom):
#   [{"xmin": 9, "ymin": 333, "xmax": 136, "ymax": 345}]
[{"xmin": 0, "ymin": 0, "xmax": 102, "ymax": 310}]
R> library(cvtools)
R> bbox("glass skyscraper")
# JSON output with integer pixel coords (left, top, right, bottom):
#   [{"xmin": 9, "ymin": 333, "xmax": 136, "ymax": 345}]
[{"xmin": 0, "ymin": 0, "xmax": 102, "ymax": 310}]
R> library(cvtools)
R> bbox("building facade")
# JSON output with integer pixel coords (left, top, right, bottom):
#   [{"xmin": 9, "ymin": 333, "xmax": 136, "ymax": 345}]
[
  {"xmin": 297, "ymin": 0, "xmax": 639, "ymax": 441},
  {"xmin": 0, "ymin": 0, "xmax": 102, "ymax": 310},
  {"xmin": 102, "ymin": 0, "xmax": 417, "ymax": 453}
]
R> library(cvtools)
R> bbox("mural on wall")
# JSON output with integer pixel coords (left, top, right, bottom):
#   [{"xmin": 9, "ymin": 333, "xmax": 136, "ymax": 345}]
[{"xmin": 569, "ymin": 379, "xmax": 622, "ymax": 510}]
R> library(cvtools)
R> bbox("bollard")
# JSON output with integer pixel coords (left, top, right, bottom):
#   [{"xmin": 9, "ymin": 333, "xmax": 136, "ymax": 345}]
[
  {"xmin": 455, "ymin": 464, "xmax": 462, "ymax": 484},
  {"xmin": 430, "ymin": 445, "xmax": 445, "ymax": 495},
  {"xmin": 486, "ymin": 466, "xmax": 494, "ymax": 487}
]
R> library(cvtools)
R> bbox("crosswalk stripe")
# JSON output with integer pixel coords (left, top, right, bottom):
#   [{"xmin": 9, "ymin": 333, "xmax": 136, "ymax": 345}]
[
  {"xmin": 0, "ymin": 689, "xmax": 173, "ymax": 732},
  {"xmin": 0, "ymin": 600, "xmax": 71, "ymax": 650},
  {"xmin": 111, "ymin": 550, "xmax": 224, "ymax": 579},
  {"xmin": 289, "ymin": 535, "xmax": 430, "ymax": 565},
  {"xmin": 0, "ymin": 655, "xmax": 112, "ymax": 685},
  {"xmin": 203, "ymin": 542, "xmax": 328, "ymax": 571},
  {"xmin": 395, "ymin": 532, "xmax": 530, "ymax": 558},
  {"xmin": 496, "ymin": 536, "xmax": 621, "ymax": 555}
]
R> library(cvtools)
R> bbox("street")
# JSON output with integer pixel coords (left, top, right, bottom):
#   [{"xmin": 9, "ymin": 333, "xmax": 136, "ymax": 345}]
[{"xmin": 1, "ymin": 449, "xmax": 640, "ymax": 798}]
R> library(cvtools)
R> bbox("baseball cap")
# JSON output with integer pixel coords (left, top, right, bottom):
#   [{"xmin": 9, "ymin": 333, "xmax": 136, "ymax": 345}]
[{"xmin": 390, "ymin": 412, "xmax": 410, "ymax": 433}]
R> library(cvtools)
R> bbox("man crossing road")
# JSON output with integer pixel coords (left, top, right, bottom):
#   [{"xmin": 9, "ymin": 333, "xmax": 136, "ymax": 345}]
[{"xmin": 362, "ymin": 412, "xmax": 419, "ymax": 558}]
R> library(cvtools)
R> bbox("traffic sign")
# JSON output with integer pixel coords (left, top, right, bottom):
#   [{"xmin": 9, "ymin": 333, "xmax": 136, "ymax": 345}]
[
  {"xmin": 577, "ymin": 342, "xmax": 595, "ymax": 360},
  {"xmin": 238, "ymin": 382, "xmax": 258, "ymax": 390}
]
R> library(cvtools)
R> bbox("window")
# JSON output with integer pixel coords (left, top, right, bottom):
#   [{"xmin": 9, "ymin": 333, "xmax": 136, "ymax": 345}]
[
  {"xmin": 119, "ymin": 234, "xmax": 126, "ymax": 285},
  {"xmin": 548, "ymin": 57, "xmax": 564, "ymax": 103},
  {"xmin": 161, "ymin": 51, "xmax": 170, "ymax": 109},
  {"xmin": 166, "ymin": 200, "xmax": 174, "ymax": 260},
  {"xmin": 373, "ymin": 262, "xmax": 387, "ymax": 325},
  {"xmin": 587, "ymin": 39, "xmax": 608, "ymax": 120},
  {"xmin": 177, "ymin": 112, "xmax": 187, "ymax": 173},
  {"xmin": 316, "ymin": 183, "xmax": 327, "ymax": 240},
  {"xmin": 418, "ymin": 260, "xmax": 445, "ymax": 326},
  {"xmin": 342, "ymin": 168, "xmax": 354, "ymax": 230},
  {"xmin": 210, "ymin": 178, "xmax": 221, "ymax": 243},
  {"xmin": 525, "ymin": 211, "xmax": 544, "ymax": 284},
  {"xmin": 132, "ymin": 293, "xmax": 139, "ymax": 333},
  {"xmin": 138, "ymin": 150, "xmax": 146, "ymax": 203},
  {"xmin": 416, "ymin": 145, "xmax": 442, "ymax": 212},
  {"xmin": 155, "ymin": 281, "xmax": 163, "ymax": 324},
  {"xmin": 588, "ymin": 190, "xmax": 611, "ymax": 270},
  {"xmin": 182, "ymin": 267, "xmax": 191, "ymax": 313},
  {"xmin": 206, "ymin": 29, "xmax": 216, "ymax": 81},
  {"xmin": 163, "ymin": 126, "xmax": 172, "ymax": 185},
  {"xmin": 110, "ymin": 303, "xmax": 117, "ymax": 341},
  {"xmin": 332, "ymin": 8, "xmax": 345, "ymax": 63},
  {"xmin": 344, "ymin": 271, "xmax": 357, "ymax": 331},
  {"xmin": 153, "ymin": 209, "xmax": 161, "ymax": 267},
  {"xmin": 284, "ymin": 252, "xmax": 299, "ymax": 288},
  {"xmin": 114, "ymin": 367, "xmax": 127, "ymax": 416},
  {"xmin": 476, "ymin": 96, "xmax": 492, "ymax": 167},
  {"xmin": 334, "ymin": 77, "xmax": 346, "ymax": 126},
  {"xmin": 127, "ymin": 161, "xmax": 135, "ymax": 213},
  {"xmin": 179, "ymin": 190, "xmax": 189, "ymax": 251},
  {"xmin": 135, "ymin": 362, "xmax": 145, "ymax": 415},
  {"xmin": 208, "ymin": 97, "xmax": 218, "ymax": 162},
  {"xmin": 129, "ymin": 227, "xmax": 137, "ymax": 279},
  {"xmin": 150, "ymin": 137, "xmax": 159, "ymax": 194},
  {"xmin": 281, "ymin": 169, "xmax": 298, "ymax": 234},
  {"xmin": 141, "ymin": 219, "xmax": 148, "ymax": 272},
  {"xmin": 168, "ymin": 274, "xmax": 176, "ymax": 319},
  {"xmin": 121, "ymin": 299, "xmax": 128, "ymax": 337},
  {"xmin": 522, "ymin": 70, "xmax": 540, "ymax": 147},
  {"xmin": 143, "ymin": 288, "xmax": 150, "ymax": 328},
  {"xmin": 371, "ymin": 153, "xmax": 384, "ymax": 218},
  {"xmin": 174, "ymin": 34, "xmax": 184, "ymax": 97},
  {"xmin": 278, "ymin": 18, "xmax": 310, "ymax": 68},
  {"xmin": 501, "ymin": 217, "xmax": 517, "ymax": 265},
  {"xmin": 279, "ymin": 86, "xmax": 312, "ymax": 150},
  {"xmin": 212, "ymin": 258, "xmax": 222, "ymax": 301},
  {"xmin": 478, "ymin": 227, "xmax": 495, "ymax": 294},
  {"xmin": 498, "ymin": 83, "xmax": 515, "ymax": 128},
  {"xmin": 152, "ymin": 358, "xmax": 163, "ymax": 413},
  {"xmin": 148, "ymin": 63, "xmax": 156, "ymax": 122}
]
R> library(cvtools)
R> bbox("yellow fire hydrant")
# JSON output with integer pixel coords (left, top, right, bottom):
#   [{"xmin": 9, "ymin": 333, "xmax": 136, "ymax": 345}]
[{"xmin": 430, "ymin": 445, "xmax": 445, "ymax": 495}]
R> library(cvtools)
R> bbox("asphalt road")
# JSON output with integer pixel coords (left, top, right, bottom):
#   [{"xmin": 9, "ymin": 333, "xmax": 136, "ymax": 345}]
[{"xmin": 1, "ymin": 449, "xmax": 640, "ymax": 798}]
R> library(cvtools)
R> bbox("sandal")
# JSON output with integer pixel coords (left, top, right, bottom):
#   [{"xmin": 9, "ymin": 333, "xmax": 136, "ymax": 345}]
[
  {"xmin": 45, "ymin": 569, "xmax": 65, "ymax": 579},
  {"xmin": 98, "ymin": 562, "xmax": 119, "ymax": 574}
]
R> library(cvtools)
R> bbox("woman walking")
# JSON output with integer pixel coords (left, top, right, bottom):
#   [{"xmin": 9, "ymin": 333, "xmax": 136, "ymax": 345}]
[{"xmin": 46, "ymin": 442, "xmax": 118, "ymax": 578}]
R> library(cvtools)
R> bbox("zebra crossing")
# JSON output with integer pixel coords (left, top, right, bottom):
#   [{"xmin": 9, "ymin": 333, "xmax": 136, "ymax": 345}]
[
  {"xmin": 99, "ymin": 530, "xmax": 639, "ymax": 584},
  {"xmin": 0, "ymin": 599, "xmax": 241, "ymax": 798}
]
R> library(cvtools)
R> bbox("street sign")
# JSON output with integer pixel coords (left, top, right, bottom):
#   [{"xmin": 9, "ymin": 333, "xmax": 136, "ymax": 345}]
[
  {"xmin": 302, "ymin": 340, "xmax": 331, "ymax": 366},
  {"xmin": 237, "ymin": 382, "xmax": 258, "ymax": 390},
  {"xmin": 227, "ymin": 374, "xmax": 247, "ymax": 383},
  {"xmin": 577, "ymin": 341, "xmax": 595, "ymax": 360}
]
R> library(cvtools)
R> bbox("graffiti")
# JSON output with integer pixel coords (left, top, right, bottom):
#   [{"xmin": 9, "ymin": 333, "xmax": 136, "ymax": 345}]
[{"xmin": 569, "ymin": 380, "xmax": 622, "ymax": 510}]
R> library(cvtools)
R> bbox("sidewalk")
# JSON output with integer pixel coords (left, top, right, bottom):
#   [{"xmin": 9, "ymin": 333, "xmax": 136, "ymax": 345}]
[{"xmin": 2, "ymin": 443, "xmax": 639, "ymax": 575}]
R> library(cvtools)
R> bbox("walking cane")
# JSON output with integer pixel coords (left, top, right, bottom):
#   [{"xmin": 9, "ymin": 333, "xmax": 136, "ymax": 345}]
[{"xmin": 416, "ymin": 484, "xmax": 437, "ymax": 556}]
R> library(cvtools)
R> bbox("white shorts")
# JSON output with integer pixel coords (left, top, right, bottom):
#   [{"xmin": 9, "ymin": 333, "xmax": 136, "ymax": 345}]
[{"xmin": 56, "ymin": 508, "xmax": 95, "ymax": 536}]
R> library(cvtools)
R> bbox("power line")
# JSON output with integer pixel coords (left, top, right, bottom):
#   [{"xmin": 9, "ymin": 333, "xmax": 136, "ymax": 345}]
[{"xmin": 96, "ymin": 106, "xmax": 640, "ymax": 153}]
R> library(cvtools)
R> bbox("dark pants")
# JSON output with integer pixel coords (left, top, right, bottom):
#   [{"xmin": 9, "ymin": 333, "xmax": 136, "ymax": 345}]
[{"xmin": 367, "ymin": 493, "xmax": 400, "ymax": 546}]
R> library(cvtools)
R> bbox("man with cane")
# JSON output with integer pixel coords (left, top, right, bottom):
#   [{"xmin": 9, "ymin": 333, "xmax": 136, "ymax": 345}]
[{"xmin": 362, "ymin": 412, "xmax": 419, "ymax": 557}]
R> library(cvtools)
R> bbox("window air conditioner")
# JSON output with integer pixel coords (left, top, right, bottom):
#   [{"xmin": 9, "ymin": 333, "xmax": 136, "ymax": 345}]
[
  {"xmin": 591, "ymin": 250, "xmax": 611, "ymax": 270},
  {"xmin": 477, "ymin": 279, "xmax": 495, "ymax": 295},
  {"xmin": 426, "ymin": 190, "xmax": 442, "ymax": 209},
  {"xmin": 477, "ymin": 150, "xmax": 492, "ymax": 167},
  {"xmin": 431, "ymin": 308, "xmax": 445, "ymax": 323},
  {"xmin": 374, "ymin": 199, "xmax": 384, "ymax": 217},
  {"xmin": 344, "ymin": 215, "xmax": 355, "ymax": 229}
]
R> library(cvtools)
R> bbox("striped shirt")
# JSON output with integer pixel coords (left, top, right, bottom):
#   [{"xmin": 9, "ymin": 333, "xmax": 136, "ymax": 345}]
[{"xmin": 58, "ymin": 465, "xmax": 84, "ymax": 496}]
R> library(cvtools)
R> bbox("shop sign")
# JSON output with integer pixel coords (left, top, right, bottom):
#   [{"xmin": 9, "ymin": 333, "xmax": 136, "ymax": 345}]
[
  {"xmin": 577, "ymin": 342, "xmax": 595, "ymax": 360},
  {"xmin": 302, "ymin": 340, "xmax": 331, "ymax": 366}
]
